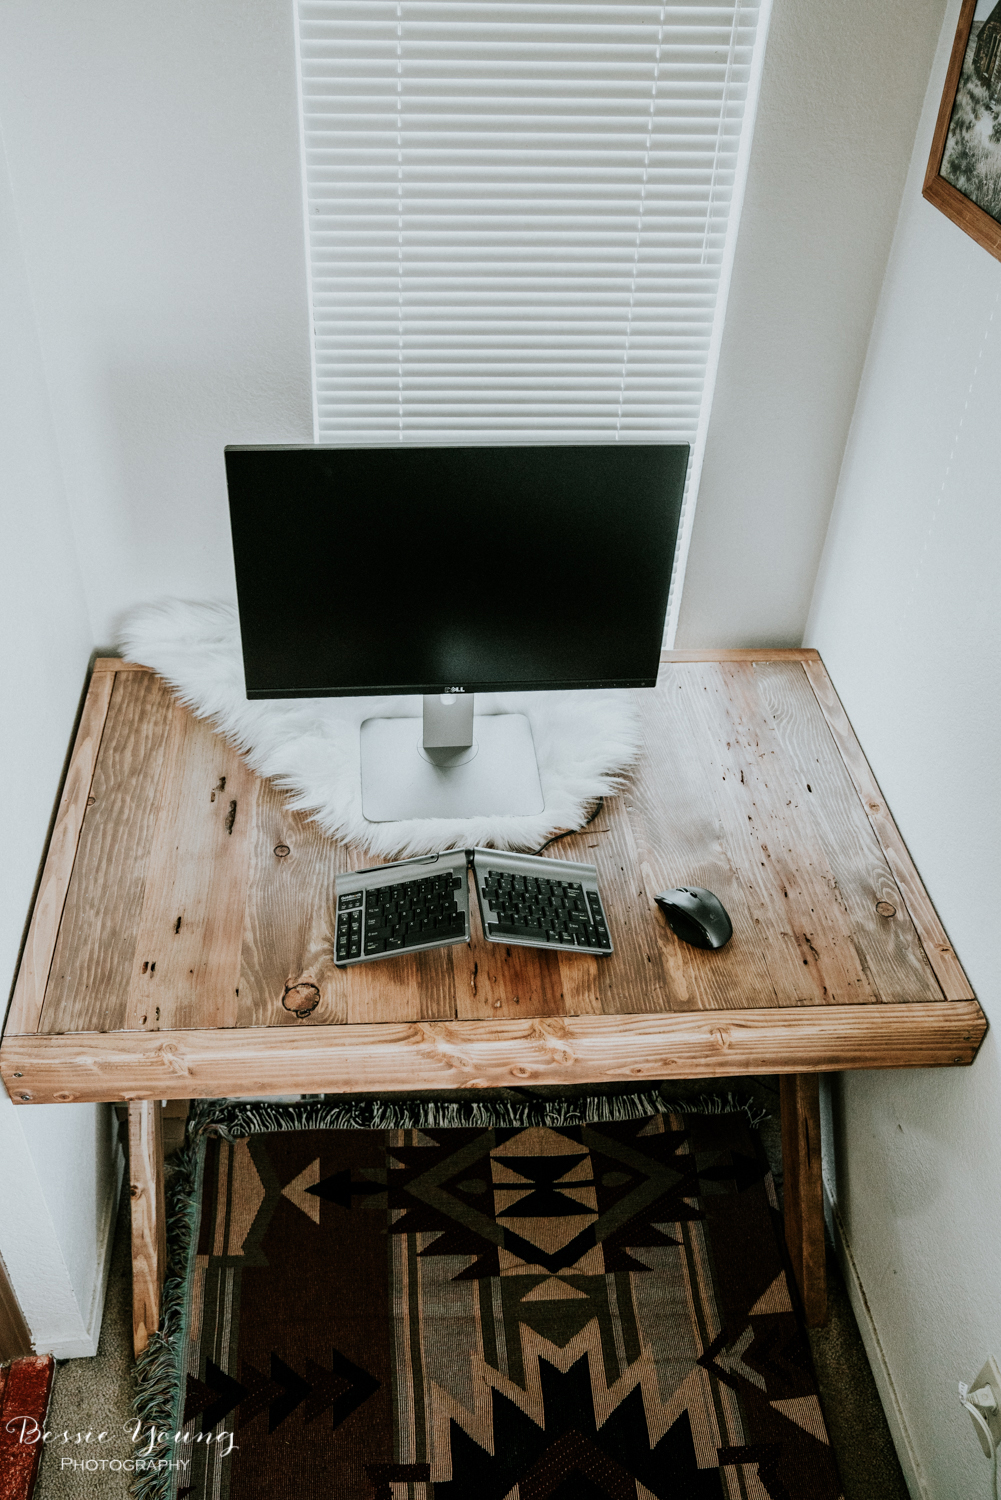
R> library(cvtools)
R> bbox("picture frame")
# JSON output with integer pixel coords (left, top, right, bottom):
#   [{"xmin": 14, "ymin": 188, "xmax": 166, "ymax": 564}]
[{"xmin": 924, "ymin": 0, "xmax": 1001, "ymax": 261}]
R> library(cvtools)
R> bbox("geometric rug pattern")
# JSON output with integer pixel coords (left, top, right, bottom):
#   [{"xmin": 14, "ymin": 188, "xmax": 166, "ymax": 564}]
[{"xmin": 173, "ymin": 1113, "xmax": 843, "ymax": 1498}]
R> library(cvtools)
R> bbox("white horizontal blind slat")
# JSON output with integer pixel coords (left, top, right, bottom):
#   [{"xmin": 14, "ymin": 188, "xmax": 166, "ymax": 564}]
[{"xmin": 298, "ymin": 0, "xmax": 760, "ymax": 456}]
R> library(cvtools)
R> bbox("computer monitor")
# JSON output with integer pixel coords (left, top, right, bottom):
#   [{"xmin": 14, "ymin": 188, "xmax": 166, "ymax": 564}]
[{"xmin": 225, "ymin": 442, "xmax": 689, "ymax": 821}]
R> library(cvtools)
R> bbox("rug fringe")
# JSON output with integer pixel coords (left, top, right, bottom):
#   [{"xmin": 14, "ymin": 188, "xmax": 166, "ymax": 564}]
[
  {"xmin": 130, "ymin": 1136, "xmax": 202, "ymax": 1500},
  {"xmin": 187, "ymin": 1086, "xmax": 768, "ymax": 1141},
  {"xmin": 660, "ymin": 1091, "xmax": 770, "ymax": 1128}
]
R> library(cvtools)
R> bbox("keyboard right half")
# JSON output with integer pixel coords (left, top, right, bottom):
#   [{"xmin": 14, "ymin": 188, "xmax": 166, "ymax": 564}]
[{"xmin": 471, "ymin": 847, "xmax": 613, "ymax": 955}]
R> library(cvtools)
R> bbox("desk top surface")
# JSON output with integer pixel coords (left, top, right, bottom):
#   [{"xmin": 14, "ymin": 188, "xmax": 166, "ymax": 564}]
[{"xmin": 1, "ymin": 651, "xmax": 984, "ymax": 1104}]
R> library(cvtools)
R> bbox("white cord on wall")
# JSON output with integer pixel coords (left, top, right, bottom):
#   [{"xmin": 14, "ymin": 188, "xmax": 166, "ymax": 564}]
[{"xmin": 960, "ymin": 1382, "xmax": 999, "ymax": 1500}]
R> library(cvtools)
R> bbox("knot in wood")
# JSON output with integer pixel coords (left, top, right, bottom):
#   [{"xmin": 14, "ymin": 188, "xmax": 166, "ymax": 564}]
[
  {"xmin": 282, "ymin": 981, "xmax": 320, "ymax": 1016},
  {"xmin": 875, "ymin": 901, "xmax": 896, "ymax": 918},
  {"xmin": 273, "ymin": 844, "xmax": 290, "ymax": 858}
]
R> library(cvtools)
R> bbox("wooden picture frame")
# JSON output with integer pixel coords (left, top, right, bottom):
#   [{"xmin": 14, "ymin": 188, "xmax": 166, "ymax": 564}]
[{"xmin": 924, "ymin": 0, "xmax": 1001, "ymax": 261}]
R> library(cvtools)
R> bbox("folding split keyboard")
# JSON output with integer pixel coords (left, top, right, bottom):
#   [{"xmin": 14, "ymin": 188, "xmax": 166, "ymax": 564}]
[{"xmin": 334, "ymin": 847, "xmax": 613, "ymax": 968}]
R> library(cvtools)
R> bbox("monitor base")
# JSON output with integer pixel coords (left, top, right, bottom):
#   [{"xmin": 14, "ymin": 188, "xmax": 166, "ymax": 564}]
[{"xmin": 360, "ymin": 713, "xmax": 545, "ymax": 822}]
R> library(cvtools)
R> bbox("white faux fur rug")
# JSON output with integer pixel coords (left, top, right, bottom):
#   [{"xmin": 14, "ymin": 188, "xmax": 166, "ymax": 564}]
[{"xmin": 119, "ymin": 600, "xmax": 642, "ymax": 859}]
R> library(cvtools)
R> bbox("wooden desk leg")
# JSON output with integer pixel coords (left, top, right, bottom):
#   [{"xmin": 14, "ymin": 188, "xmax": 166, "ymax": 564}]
[
  {"xmin": 780, "ymin": 1074, "xmax": 827, "ymax": 1327},
  {"xmin": 129, "ymin": 1100, "xmax": 166, "ymax": 1357}
]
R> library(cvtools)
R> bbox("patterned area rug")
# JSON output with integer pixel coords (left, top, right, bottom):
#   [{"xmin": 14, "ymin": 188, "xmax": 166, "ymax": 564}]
[{"xmin": 164, "ymin": 1112, "xmax": 842, "ymax": 1499}]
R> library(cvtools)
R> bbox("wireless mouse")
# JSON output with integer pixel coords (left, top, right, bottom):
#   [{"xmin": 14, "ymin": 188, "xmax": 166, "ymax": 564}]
[{"xmin": 654, "ymin": 887, "xmax": 733, "ymax": 950}]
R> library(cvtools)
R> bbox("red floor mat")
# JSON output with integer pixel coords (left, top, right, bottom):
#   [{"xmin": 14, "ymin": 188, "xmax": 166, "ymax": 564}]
[{"xmin": 0, "ymin": 1357, "xmax": 54, "ymax": 1500}]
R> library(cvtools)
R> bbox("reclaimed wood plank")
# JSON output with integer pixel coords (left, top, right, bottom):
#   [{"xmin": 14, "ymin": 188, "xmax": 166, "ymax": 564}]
[
  {"xmin": 679, "ymin": 663, "xmax": 879, "ymax": 1005},
  {"xmin": 661, "ymin": 649, "xmax": 821, "ymax": 661},
  {"xmin": 123, "ymin": 704, "xmax": 259, "ymax": 1032},
  {"xmin": 591, "ymin": 793, "xmax": 677, "ymax": 1016},
  {"xmin": 0, "ymin": 1256, "xmax": 32, "ymax": 1361},
  {"xmin": 238, "ymin": 778, "xmax": 347, "ymax": 1027},
  {"xmin": 240, "ymin": 784, "xmax": 458, "ymax": 1028},
  {"xmin": 349, "ymin": 941, "xmax": 461, "ymax": 1025},
  {"xmin": 6, "ymin": 668, "xmax": 115, "ymax": 1036},
  {"xmin": 39, "ymin": 672, "xmax": 176, "ymax": 1035},
  {"xmin": 92, "ymin": 657, "xmax": 147, "ymax": 673},
  {"xmin": 802, "ymin": 659, "xmax": 975, "ymax": 1000},
  {"xmin": 627, "ymin": 674, "xmax": 782, "ymax": 1011},
  {"xmin": 756, "ymin": 663, "xmax": 942, "ymax": 1001},
  {"xmin": 2, "ymin": 1001, "xmax": 986, "ymax": 1104},
  {"xmin": 453, "ymin": 914, "xmax": 564, "ymax": 1022},
  {"xmin": 780, "ymin": 1074, "xmax": 827, "ymax": 1326},
  {"xmin": 129, "ymin": 1100, "xmax": 165, "ymax": 1356}
]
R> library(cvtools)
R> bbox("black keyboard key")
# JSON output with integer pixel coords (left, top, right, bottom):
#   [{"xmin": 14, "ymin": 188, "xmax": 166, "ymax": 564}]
[
  {"xmin": 489, "ymin": 923, "xmax": 548, "ymax": 942},
  {"xmin": 428, "ymin": 926, "xmax": 465, "ymax": 945}
]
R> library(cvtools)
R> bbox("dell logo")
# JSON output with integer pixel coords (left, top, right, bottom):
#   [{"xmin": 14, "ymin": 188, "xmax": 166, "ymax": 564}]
[{"xmin": 449, "ymin": 686, "xmax": 465, "ymax": 693}]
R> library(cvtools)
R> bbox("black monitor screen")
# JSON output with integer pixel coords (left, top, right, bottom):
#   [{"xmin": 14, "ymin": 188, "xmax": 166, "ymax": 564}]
[{"xmin": 225, "ymin": 443, "xmax": 689, "ymax": 698}]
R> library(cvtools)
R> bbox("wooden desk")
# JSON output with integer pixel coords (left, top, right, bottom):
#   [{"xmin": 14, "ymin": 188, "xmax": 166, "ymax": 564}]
[{"xmin": 1, "ymin": 650, "xmax": 984, "ymax": 1354}]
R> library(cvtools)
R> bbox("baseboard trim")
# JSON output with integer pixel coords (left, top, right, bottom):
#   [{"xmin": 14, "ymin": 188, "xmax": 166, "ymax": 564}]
[
  {"xmin": 44, "ymin": 1141, "xmax": 124, "ymax": 1360},
  {"xmin": 823, "ymin": 1176, "xmax": 928, "ymax": 1500}
]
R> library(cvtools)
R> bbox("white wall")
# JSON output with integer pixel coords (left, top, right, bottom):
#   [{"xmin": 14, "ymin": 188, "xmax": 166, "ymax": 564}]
[
  {"xmin": 0, "ymin": 0, "xmax": 950, "ymax": 659},
  {"xmin": 0, "ymin": 123, "xmax": 122, "ymax": 1357},
  {"xmin": 0, "ymin": 0, "xmax": 314, "ymax": 647},
  {"xmin": 806, "ymin": 3, "xmax": 1001, "ymax": 1492},
  {"xmin": 676, "ymin": 0, "xmax": 948, "ymax": 649},
  {"xmin": 0, "ymin": 0, "xmax": 315, "ymax": 1354}
]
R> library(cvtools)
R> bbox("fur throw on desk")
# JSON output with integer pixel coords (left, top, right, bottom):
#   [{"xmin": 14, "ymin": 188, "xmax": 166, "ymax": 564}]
[{"xmin": 118, "ymin": 599, "xmax": 642, "ymax": 859}]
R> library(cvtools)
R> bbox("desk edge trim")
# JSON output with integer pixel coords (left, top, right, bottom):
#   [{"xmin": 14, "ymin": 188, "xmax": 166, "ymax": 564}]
[{"xmin": 2, "ymin": 1001, "xmax": 986, "ymax": 1104}]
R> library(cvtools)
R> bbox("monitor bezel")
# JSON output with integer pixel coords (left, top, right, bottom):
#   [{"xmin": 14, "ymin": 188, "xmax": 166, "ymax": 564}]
[{"xmin": 226, "ymin": 439, "xmax": 688, "ymax": 700}]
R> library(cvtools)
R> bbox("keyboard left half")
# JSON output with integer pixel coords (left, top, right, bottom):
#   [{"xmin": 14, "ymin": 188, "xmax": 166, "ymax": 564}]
[{"xmin": 334, "ymin": 848, "xmax": 470, "ymax": 967}]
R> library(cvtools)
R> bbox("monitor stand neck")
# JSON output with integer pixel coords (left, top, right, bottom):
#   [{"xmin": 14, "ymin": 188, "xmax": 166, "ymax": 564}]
[{"xmin": 422, "ymin": 693, "xmax": 475, "ymax": 766}]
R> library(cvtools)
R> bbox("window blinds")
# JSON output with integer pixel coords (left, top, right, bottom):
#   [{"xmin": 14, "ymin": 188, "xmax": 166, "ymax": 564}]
[{"xmin": 296, "ymin": 0, "xmax": 765, "ymax": 450}]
